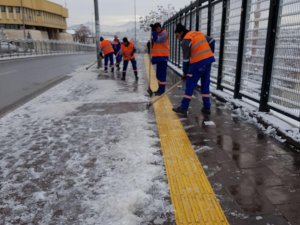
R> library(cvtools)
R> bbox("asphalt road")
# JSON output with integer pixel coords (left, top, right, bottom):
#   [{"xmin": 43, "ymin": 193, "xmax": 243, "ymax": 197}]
[{"xmin": 0, "ymin": 53, "xmax": 95, "ymax": 113}]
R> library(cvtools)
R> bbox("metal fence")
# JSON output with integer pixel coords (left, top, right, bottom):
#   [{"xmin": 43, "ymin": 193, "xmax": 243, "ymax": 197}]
[
  {"xmin": 164, "ymin": 0, "xmax": 300, "ymax": 121},
  {"xmin": 0, "ymin": 39, "xmax": 95, "ymax": 58}
]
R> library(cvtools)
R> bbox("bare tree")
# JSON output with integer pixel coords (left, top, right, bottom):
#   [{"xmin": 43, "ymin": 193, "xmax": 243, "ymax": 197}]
[
  {"xmin": 75, "ymin": 25, "xmax": 92, "ymax": 43},
  {"xmin": 139, "ymin": 4, "xmax": 176, "ymax": 32}
]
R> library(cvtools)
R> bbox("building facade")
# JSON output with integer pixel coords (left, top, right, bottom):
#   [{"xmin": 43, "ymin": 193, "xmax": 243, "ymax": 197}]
[{"xmin": 0, "ymin": 0, "xmax": 68, "ymax": 40}]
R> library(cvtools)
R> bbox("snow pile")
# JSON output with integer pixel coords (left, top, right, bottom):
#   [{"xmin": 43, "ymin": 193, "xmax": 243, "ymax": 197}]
[
  {"xmin": 0, "ymin": 60, "xmax": 173, "ymax": 225},
  {"xmin": 219, "ymin": 92, "xmax": 300, "ymax": 147}
]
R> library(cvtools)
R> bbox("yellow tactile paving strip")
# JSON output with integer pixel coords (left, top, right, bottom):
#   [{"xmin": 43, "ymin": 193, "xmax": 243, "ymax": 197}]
[
  {"xmin": 144, "ymin": 57, "xmax": 230, "ymax": 225},
  {"xmin": 144, "ymin": 54, "xmax": 159, "ymax": 92}
]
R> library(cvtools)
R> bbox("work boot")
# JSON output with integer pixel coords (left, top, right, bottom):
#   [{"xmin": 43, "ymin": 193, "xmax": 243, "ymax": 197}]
[
  {"xmin": 116, "ymin": 63, "xmax": 120, "ymax": 71},
  {"xmin": 147, "ymin": 88, "xmax": 153, "ymax": 97},
  {"xmin": 172, "ymin": 106, "xmax": 188, "ymax": 116},
  {"xmin": 154, "ymin": 91, "xmax": 162, "ymax": 96},
  {"xmin": 201, "ymin": 107, "xmax": 211, "ymax": 115},
  {"xmin": 134, "ymin": 71, "xmax": 139, "ymax": 81},
  {"xmin": 121, "ymin": 72, "xmax": 126, "ymax": 81}
]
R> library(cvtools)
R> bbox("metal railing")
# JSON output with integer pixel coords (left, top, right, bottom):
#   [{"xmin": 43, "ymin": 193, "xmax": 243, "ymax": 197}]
[
  {"xmin": 0, "ymin": 39, "xmax": 96, "ymax": 59},
  {"xmin": 164, "ymin": 0, "xmax": 300, "ymax": 121}
]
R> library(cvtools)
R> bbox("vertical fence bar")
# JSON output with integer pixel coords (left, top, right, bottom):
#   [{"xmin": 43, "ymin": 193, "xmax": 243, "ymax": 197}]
[
  {"xmin": 207, "ymin": 0, "xmax": 212, "ymax": 36},
  {"xmin": 259, "ymin": 0, "xmax": 280, "ymax": 112},
  {"xmin": 195, "ymin": 0, "xmax": 201, "ymax": 31},
  {"xmin": 234, "ymin": 0, "xmax": 248, "ymax": 99},
  {"xmin": 216, "ymin": 0, "xmax": 227, "ymax": 90},
  {"xmin": 189, "ymin": 8, "xmax": 193, "ymax": 30},
  {"xmin": 175, "ymin": 16, "xmax": 178, "ymax": 66},
  {"xmin": 172, "ymin": 20, "xmax": 175, "ymax": 63},
  {"xmin": 177, "ymin": 14, "xmax": 182, "ymax": 67}
]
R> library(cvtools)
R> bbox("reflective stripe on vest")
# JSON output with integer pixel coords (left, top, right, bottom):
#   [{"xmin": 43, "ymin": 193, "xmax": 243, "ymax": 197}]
[
  {"xmin": 184, "ymin": 31, "xmax": 214, "ymax": 63},
  {"xmin": 100, "ymin": 40, "xmax": 114, "ymax": 55},
  {"xmin": 121, "ymin": 42, "xmax": 135, "ymax": 60},
  {"xmin": 151, "ymin": 30, "xmax": 170, "ymax": 57}
]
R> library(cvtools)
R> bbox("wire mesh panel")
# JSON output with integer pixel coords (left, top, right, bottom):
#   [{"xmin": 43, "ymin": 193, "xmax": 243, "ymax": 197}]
[
  {"xmin": 191, "ymin": 8, "xmax": 197, "ymax": 30},
  {"xmin": 199, "ymin": 7, "xmax": 208, "ymax": 34},
  {"xmin": 240, "ymin": 0, "xmax": 270, "ymax": 100},
  {"xmin": 211, "ymin": 1, "xmax": 223, "ymax": 83},
  {"xmin": 221, "ymin": 0, "xmax": 242, "ymax": 90},
  {"xmin": 186, "ymin": 11, "xmax": 191, "ymax": 29},
  {"xmin": 269, "ymin": 0, "xmax": 300, "ymax": 118}
]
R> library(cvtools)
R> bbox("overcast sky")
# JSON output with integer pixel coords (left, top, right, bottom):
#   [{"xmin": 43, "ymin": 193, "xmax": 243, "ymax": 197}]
[{"xmin": 50, "ymin": 0, "xmax": 189, "ymax": 26}]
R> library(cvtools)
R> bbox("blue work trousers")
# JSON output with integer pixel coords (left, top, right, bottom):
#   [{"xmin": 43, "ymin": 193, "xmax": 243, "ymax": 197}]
[
  {"xmin": 155, "ymin": 61, "xmax": 167, "ymax": 94},
  {"xmin": 181, "ymin": 63, "xmax": 212, "ymax": 111},
  {"xmin": 123, "ymin": 59, "xmax": 137, "ymax": 72},
  {"xmin": 115, "ymin": 54, "xmax": 122, "ymax": 64},
  {"xmin": 104, "ymin": 53, "xmax": 114, "ymax": 71}
]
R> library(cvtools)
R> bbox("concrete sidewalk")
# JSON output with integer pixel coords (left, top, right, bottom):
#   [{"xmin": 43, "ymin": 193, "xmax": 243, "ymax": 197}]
[
  {"xmin": 166, "ymin": 67, "xmax": 300, "ymax": 225},
  {"xmin": 0, "ymin": 54, "xmax": 299, "ymax": 225}
]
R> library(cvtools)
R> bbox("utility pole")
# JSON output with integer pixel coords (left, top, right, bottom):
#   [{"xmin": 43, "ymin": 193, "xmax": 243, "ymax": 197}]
[
  {"xmin": 134, "ymin": 0, "xmax": 136, "ymax": 43},
  {"xmin": 21, "ymin": 0, "xmax": 26, "ymax": 40},
  {"xmin": 94, "ymin": 0, "xmax": 101, "ymax": 68}
]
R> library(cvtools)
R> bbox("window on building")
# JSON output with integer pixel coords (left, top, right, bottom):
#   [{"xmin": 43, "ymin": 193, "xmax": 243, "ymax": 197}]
[
  {"xmin": 8, "ymin": 6, "xmax": 13, "ymax": 13},
  {"xmin": 0, "ymin": 6, "xmax": 6, "ymax": 12},
  {"xmin": 15, "ymin": 7, "xmax": 20, "ymax": 13},
  {"xmin": 36, "ymin": 11, "xmax": 41, "ymax": 16}
]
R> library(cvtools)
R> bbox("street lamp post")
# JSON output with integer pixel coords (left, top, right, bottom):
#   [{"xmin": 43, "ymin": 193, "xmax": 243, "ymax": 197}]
[
  {"xmin": 94, "ymin": 0, "xmax": 101, "ymax": 68},
  {"xmin": 134, "ymin": 0, "xmax": 136, "ymax": 43},
  {"xmin": 21, "ymin": 0, "xmax": 26, "ymax": 40}
]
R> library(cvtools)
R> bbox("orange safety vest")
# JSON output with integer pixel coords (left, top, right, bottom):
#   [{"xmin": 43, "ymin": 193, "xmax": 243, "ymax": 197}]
[
  {"xmin": 121, "ymin": 42, "xmax": 135, "ymax": 60},
  {"xmin": 100, "ymin": 39, "xmax": 114, "ymax": 55},
  {"xmin": 151, "ymin": 30, "xmax": 170, "ymax": 57},
  {"xmin": 184, "ymin": 31, "xmax": 214, "ymax": 64}
]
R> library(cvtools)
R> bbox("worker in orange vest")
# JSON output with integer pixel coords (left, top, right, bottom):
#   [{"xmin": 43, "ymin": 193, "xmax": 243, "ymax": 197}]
[
  {"xmin": 111, "ymin": 35, "xmax": 122, "ymax": 71},
  {"xmin": 99, "ymin": 36, "xmax": 114, "ymax": 73},
  {"xmin": 120, "ymin": 37, "xmax": 138, "ymax": 81},
  {"xmin": 150, "ymin": 22, "xmax": 170, "ymax": 95},
  {"xmin": 172, "ymin": 23, "xmax": 215, "ymax": 116}
]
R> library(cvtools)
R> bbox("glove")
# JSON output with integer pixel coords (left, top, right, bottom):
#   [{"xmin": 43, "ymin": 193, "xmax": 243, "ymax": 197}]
[
  {"xmin": 181, "ymin": 74, "xmax": 187, "ymax": 80},
  {"xmin": 99, "ymin": 52, "xmax": 104, "ymax": 59}
]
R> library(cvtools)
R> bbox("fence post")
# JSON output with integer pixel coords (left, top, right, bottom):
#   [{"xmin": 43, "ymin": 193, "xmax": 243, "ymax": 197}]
[
  {"xmin": 234, "ymin": 0, "xmax": 248, "ymax": 99},
  {"xmin": 175, "ymin": 17, "xmax": 178, "ymax": 66},
  {"xmin": 207, "ymin": 0, "xmax": 212, "ymax": 36},
  {"xmin": 177, "ymin": 14, "xmax": 182, "ymax": 67},
  {"xmin": 217, "ymin": 0, "xmax": 228, "ymax": 90},
  {"xmin": 259, "ymin": 0, "xmax": 280, "ymax": 112},
  {"xmin": 189, "ymin": 8, "xmax": 193, "ymax": 30},
  {"xmin": 195, "ymin": 0, "xmax": 201, "ymax": 31},
  {"xmin": 172, "ymin": 18, "xmax": 177, "ymax": 64}
]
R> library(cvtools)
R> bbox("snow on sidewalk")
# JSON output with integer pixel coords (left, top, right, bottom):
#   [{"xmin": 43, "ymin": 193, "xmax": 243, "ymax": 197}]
[{"xmin": 0, "ymin": 63, "xmax": 173, "ymax": 225}]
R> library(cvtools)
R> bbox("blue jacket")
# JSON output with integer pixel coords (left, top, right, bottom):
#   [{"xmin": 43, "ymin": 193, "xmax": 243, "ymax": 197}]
[{"xmin": 112, "ymin": 39, "xmax": 121, "ymax": 54}]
